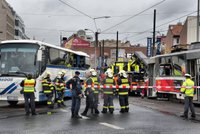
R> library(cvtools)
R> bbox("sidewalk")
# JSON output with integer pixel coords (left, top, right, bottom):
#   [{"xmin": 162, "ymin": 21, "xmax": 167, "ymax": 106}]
[{"xmin": 130, "ymin": 97, "xmax": 200, "ymax": 122}]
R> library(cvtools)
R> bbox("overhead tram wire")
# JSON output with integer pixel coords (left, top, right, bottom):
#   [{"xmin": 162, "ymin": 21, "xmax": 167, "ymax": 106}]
[
  {"xmin": 58, "ymin": 0, "xmax": 93, "ymax": 19},
  {"xmin": 126, "ymin": 11, "xmax": 197, "ymax": 40},
  {"xmin": 101, "ymin": 0, "xmax": 166, "ymax": 33}
]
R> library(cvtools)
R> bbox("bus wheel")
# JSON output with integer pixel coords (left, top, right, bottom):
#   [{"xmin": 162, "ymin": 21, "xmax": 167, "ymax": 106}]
[{"xmin": 8, "ymin": 101, "xmax": 18, "ymax": 106}]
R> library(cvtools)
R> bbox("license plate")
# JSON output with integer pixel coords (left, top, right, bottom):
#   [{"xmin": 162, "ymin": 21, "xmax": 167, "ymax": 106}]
[{"xmin": 7, "ymin": 96, "xmax": 18, "ymax": 101}]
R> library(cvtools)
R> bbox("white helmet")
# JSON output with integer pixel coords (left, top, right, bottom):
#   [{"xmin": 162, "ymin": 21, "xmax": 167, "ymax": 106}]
[
  {"xmin": 61, "ymin": 70, "xmax": 66, "ymax": 75},
  {"xmin": 90, "ymin": 69, "xmax": 97, "ymax": 76},
  {"xmin": 58, "ymin": 71, "xmax": 62, "ymax": 77},
  {"xmin": 119, "ymin": 70, "xmax": 127, "ymax": 78},
  {"xmin": 105, "ymin": 71, "xmax": 113, "ymax": 78}
]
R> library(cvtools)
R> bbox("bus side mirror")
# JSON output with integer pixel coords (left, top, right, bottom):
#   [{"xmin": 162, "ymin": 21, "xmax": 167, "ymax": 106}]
[{"xmin": 37, "ymin": 49, "xmax": 42, "ymax": 61}]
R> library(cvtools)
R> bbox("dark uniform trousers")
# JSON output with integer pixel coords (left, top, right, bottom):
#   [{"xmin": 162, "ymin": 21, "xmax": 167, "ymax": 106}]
[
  {"xmin": 46, "ymin": 93, "xmax": 53, "ymax": 108},
  {"xmin": 119, "ymin": 94, "xmax": 129, "ymax": 112},
  {"xmin": 184, "ymin": 96, "xmax": 195, "ymax": 118},
  {"xmin": 102, "ymin": 94, "xmax": 114, "ymax": 113},
  {"xmin": 24, "ymin": 93, "xmax": 36, "ymax": 114},
  {"xmin": 93, "ymin": 92, "xmax": 99, "ymax": 112},
  {"xmin": 82, "ymin": 93, "xmax": 94, "ymax": 114},
  {"xmin": 71, "ymin": 91, "xmax": 81, "ymax": 117}
]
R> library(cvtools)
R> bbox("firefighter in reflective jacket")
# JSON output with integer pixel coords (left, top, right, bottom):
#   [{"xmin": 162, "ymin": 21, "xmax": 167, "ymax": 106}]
[
  {"xmin": 90, "ymin": 69, "xmax": 100, "ymax": 114},
  {"xmin": 102, "ymin": 70, "xmax": 115, "ymax": 114},
  {"xmin": 61, "ymin": 70, "xmax": 67, "ymax": 106},
  {"xmin": 42, "ymin": 71, "xmax": 54, "ymax": 109},
  {"xmin": 117, "ymin": 70, "xmax": 130, "ymax": 113},
  {"xmin": 54, "ymin": 72, "xmax": 65, "ymax": 108},
  {"xmin": 20, "ymin": 73, "xmax": 37, "ymax": 116},
  {"xmin": 180, "ymin": 74, "xmax": 196, "ymax": 119}
]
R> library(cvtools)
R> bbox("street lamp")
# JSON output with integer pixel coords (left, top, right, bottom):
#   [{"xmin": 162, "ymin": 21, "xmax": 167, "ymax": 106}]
[
  {"xmin": 84, "ymin": 29, "xmax": 97, "ymax": 68},
  {"xmin": 85, "ymin": 16, "xmax": 111, "ymax": 69}
]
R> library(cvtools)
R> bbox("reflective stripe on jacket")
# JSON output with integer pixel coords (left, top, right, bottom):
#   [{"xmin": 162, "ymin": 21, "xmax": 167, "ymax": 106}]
[
  {"xmin": 180, "ymin": 78, "xmax": 195, "ymax": 97},
  {"xmin": 118, "ymin": 78, "xmax": 129, "ymax": 95},
  {"xmin": 24, "ymin": 79, "xmax": 35, "ymax": 93},
  {"xmin": 91, "ymin": 76, "xmax": 99, "ymax": 94},
  {"xmin": 42, "ymin": 78, "xmax": 54, "ymax": 93},
  {"xmin": 103, "ymin": 77, "xmax": 114, "ymax": 94}
]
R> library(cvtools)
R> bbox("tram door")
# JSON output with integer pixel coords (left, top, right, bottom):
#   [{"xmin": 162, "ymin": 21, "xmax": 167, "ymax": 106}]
[
  {"xmin": 196, "ymin": 59, "xmax": 200, "ymax": 102},
  {"xmin": 188, "ymin": 60, "xmax": 199, "ymax": 101}
]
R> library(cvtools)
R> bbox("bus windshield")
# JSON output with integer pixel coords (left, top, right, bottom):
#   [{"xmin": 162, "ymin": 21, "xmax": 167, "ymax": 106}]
[{"xmin": 0, "ymin": 43, "xmax": 39, "ymax": 77}]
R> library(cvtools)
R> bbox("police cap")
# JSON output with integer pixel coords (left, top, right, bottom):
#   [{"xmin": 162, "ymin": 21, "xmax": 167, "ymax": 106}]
[{"xmin": 75, "ymin": 71, "xmax": 80, "ymax": 75}]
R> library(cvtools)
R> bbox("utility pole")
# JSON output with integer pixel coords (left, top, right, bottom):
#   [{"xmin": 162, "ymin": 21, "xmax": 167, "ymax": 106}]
[
  {"xmin": 102, "ymin": 40, "xmax": 105, "ymax": 67},
  {"xmin": 197, "ymin": 0, "xmax": 200, "ymax": 42},
  {"xmin": 152, "ymin": 9, "xmax": 156, "ymax": 56},
  {"xmin": 116, "ymin": 31, "xmax": 119, "ymax": 62},
  {"xmin": 95, "ymin": 32, "xmax": 99, "ymax": 69}
]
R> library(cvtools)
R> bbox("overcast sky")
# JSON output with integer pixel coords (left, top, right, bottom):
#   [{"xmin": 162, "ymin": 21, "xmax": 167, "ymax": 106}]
[{"xmin": 6, "ymin": 0, "xmax": 197, "ymax": 46}]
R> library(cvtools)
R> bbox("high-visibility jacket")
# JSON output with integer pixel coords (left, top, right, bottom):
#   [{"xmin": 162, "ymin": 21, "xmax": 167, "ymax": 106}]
[
  {"xmin": 118, "ymin": 77, "xmax": 129, "ymax": 95},
  {"xmin": 103, "ymin": 77, "xmax": 114, "ymax": 94},
  {"xmin": 91, "ymin": 76, "xmax": 99, "ymax": 94},
  {"xmin": 42, "ymin": 77, "xmax": 54, "ymax": 93},
  {"xmin": 24, "ymin": 79, "xmax": 35, "ymax": 93},
  {"xmin": 54, "ymin": 77, "xmax": 65, "ymax": 91},
  {"xmin": 180, "ymin": 78, "xmax": 195, "ymax": 97}
]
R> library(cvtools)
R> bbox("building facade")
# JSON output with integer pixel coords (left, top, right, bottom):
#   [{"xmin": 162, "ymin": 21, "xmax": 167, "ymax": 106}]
[
  {"xmin": 0, "ymin": 0, "xmax": 27, "ymax": 41},
  {"xmin": 0, "ymin": 0, "xmax": 15, "ymax": 41}
]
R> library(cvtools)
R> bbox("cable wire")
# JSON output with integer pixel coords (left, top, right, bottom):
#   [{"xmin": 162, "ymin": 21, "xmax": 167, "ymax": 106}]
[
  {"xmin": 101, "ymin": 0, "xmax": 166, "ymax": 33},
  {"xmin": 58, "ymin": 0, "xmax": 93, "ymax": 19}
]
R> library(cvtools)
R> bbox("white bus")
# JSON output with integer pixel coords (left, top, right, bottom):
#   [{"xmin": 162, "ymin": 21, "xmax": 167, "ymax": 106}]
[{"xmin": 0, "ymin": 40, "xmax": 90, "ymax": 105}]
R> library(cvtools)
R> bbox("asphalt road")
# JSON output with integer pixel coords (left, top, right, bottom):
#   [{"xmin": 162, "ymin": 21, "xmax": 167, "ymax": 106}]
[{"xmin": 0, "ymin": 97, "xmax": 200, "ymax": 134}]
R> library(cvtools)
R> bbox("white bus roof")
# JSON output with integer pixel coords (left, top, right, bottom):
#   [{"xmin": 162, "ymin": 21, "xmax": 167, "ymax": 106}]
[{"xmin": 0, "ymin": 40, "xmax": 89, "ymax": 57}]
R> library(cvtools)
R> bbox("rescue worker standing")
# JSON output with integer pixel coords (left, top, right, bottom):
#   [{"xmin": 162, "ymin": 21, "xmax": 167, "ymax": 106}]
[
  {"xmin": 61, "ymin": 70, "xmax": 67, "ymax": 107},
  {"xmin": 117, "ymin": 70, "xmax": 130, "ymax": 113},
  {"xmin": 42, "ymin": 71, "xmax": 54, "ymax": 109},
  {"xmin": 180, "ymin": 74, "xmax": 196, "ymax": 119},
  {"xmin": 90, "ymin": 69, "xmax": 100, "ymax": 114},
  {"xmin": 81, "ymin": 70, "xmax": 95, "ymax": 116},
  {"xmin": 101, "ymin": 70, "xmax": 115, "ymax": 114},
  {"xmin": 66, "ymin": 71, "xmax": 82, "ymax": 118},
  {"xmin": 20, "ymin": 73, "xmax": 37, "ymax": 116},
  {"xmin": 54, "ymin": 72, "xmax": 65, "ymax": 108}
]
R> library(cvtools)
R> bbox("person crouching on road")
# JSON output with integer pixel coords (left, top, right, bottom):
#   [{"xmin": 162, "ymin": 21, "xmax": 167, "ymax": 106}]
[
  {"xmin": 20, "ymin": 73, "xmax": 37, "ymax": 116},
  {"xmin": 180, "ymin": 73, "xmax": 196, "ymax": 119},
  {"xmin": 66, "ymin": 71, "xmax": 83, "ymax": 119},
  {"xmin": 81, "ymin": 70, "xmax": 95, "ymax": 116},
  {"xmin": 42, "ymin": 71, "xmax": 54, "ymax": 109},
  {"xmin": 117, "ymin": 70, "xmax": 130, "ymax": 113},
  {"xmin": 101, "ymin": 70, "xmax": 115, "ymax": 114}
]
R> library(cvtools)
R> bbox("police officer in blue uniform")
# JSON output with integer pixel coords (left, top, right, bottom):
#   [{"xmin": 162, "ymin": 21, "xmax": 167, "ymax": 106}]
[{"xmin": 66, "ymin": 71, "xmax": 83, "ymax": 118}]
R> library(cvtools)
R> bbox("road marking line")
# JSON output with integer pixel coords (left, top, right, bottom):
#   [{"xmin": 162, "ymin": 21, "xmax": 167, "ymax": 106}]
[{"xmin": 99, "ymin": 122, "xmax": 124, "ymax": 130}]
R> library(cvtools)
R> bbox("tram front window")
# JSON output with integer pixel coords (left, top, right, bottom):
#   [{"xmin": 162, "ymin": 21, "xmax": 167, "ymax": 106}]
[
  {"xmin": 0, "ymin": 43, "xmax": 39, "ymax": 77},
  {"xmin": 159, "ymin": 64, "xmax": 172, "ymax": 76}
]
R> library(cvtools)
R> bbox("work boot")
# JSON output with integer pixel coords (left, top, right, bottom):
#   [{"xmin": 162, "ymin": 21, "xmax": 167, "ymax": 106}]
[
  {"xmin": 125, "ymin": 108, "xmax": 129, "ymax": 113},
  {"xmin": 61, "ymin": 102, "xmax": 66, "ymax": 107},
  {"xmin": 180, "ymin": 114, "xmax": 188, "ymax": 119},
  {"xmin": 95, "ymin": 109, "xmax": 100, "ymax": 114},
  {"xmin": 25, "ymin": 112, "xmax": 30, "ymax": 116},
  {"xmin": 81, "ymin": 112, "xmax": 87, "ymax": 116},
  {"xmin": 32, "ymin": 112, "xmax": 37, "ymax": 116},
  {"xmin": 57, "ymin": 103, "xmax": 61, "ymax": 108},
  {"xmin": 119, "ymin": 109, "xmax": 125, "ymax": 113},
  {"xmin": 74, "ymin": 115, "xmax": 82, "ymax": 119}
]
